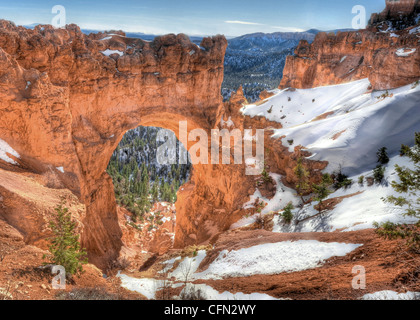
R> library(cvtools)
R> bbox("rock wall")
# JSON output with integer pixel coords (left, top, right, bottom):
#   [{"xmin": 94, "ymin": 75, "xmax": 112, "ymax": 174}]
[{"xmin": 280, "ymin": 1, "xmax": 420, "ymax": 90}]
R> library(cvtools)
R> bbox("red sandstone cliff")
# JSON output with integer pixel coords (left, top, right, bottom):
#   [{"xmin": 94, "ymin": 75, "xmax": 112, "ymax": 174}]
[{"xmin": 280, "ymin": 1, "xmax": 420, "ymax": 90}]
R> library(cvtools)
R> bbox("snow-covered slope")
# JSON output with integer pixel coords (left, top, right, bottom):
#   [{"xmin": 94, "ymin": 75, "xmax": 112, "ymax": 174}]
[
  {"xmin": 272, "ymin": 154, "xmax": 419, "ymax": 233},
  {"xmin": 242, "ymin": 79, "xmax": 420, "ymax": 176}
]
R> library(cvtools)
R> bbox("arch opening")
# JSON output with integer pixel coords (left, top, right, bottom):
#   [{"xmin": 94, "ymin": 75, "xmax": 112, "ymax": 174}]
[{"xmin": 106, "ymin": 125, "xmax": 192, "ymax": 254}]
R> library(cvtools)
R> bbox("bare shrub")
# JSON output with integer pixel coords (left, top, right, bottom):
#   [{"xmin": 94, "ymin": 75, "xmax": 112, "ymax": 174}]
[{"xmin": 179, "ymin": 285, "xmax": 206, "ymax": 301}]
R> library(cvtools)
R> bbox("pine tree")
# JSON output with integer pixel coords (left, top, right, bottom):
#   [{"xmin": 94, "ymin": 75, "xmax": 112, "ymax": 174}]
[
  {"xmin": 377, "ymin": 147, "xmax": 390, "ymax": 165},
  {"xmin": 377, "ymin": 133, "xmax": 420, "ymax": 252},
  {"xmin": 384, "ymin": 133, "xmax": 419, "ymax": 218},
  {"xmin": 333, "ymin": 165, "xmax": 353, "ymax": 190},
  {"xmin": 400, "ymin": 144, "xmax": 411, "ymax": 157},
  {"xmin": 294, "ymin": 158, "xmax": 310, "ymax": 204},
  {"xmin": 281, "ymin": 203, "xmax": 294, "ymax": 224},
  {"xmin": 44, "ymin": 204, "xmax": 88, "ymax": 277},
  {"xmin": 151, "ymin": 183, "xmax": 159, "ymax": 202},
  {"xmin": 373, "ymin": 165, "xmax": 385, "ymax": 184},
  {"xmin": 313, "ymin": 173, "xmax": 333, "ymax": 215}
]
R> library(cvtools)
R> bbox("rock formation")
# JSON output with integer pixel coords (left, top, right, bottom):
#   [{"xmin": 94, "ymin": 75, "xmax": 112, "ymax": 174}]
[
  {"xmin": 0, "ymin": 20, "xmax": 227, "ymax": 268},
  {"xmin": 280, "ymin": 0, "xmax": 420, "ymax": 90},
  {"xmin": 369, "ymin": 0, "xmax": 420, "ymax": 27},
  {"xmin": 0, "ymin": 20, "xmax": 328, "ymax": 269},
  {"xmin": 1, "ymin": 0, "xmax": 416, "ymax": 271}
]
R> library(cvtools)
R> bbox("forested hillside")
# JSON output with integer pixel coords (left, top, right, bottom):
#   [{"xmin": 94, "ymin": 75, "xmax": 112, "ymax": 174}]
[
  {"xmin": 107, "ymin": 127, "xmax": 191, "ymax": 220},
  {"xmin": 222, "ymin": 32, "xmax": 316, "ymax": 101}
]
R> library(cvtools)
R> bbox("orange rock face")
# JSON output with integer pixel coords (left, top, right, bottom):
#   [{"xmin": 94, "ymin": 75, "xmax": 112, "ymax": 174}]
[
  {"xmin": 0, "ymin": 21, "xmax": 227, "ymax": 269},
  {"xmin": 370, "ymin": 0, "xmax": 420, "ymax": 25},
  {"xmin": 280, "ymin": 2, "xmax": 420, "ymax": 90}
]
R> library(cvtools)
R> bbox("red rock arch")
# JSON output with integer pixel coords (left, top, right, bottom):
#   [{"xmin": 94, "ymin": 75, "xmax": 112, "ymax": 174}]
[
  {"xmin": 0, "ymin": 21, "xmax": 241, "ymax": 268},
  {"xmin": 0, "ymin": 21, "xmax": 326, "ymax": 270}
]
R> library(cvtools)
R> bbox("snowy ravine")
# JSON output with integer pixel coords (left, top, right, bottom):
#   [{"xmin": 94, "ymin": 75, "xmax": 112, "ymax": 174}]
[{"xmin": 242, "ymin": 79, "xmax": 420, "ymax": 175}]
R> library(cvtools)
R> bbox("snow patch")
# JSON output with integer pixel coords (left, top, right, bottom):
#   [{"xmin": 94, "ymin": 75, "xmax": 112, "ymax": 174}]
[
  {"xmin": 0, "ymin": 139, "xmax": 20, "ymax": 165},
  {"xmin": 101, "ymin": 49, "xmax": 124, "ymax": 57},
  {"xmin": 179, "ymin": 283, "xmax": 280, "ymax": 300},
  {"xmin": 272, "ymin": 155, "xmax": 419, "ymax": 233},
  {"xmin": 395, "ymin": 48, "xmax": 416, "ymax": 57},
  {"xmin": 193, "ymin": 240, "xmax": 362, "ymax": 280},
  {"xmin": 220, "ymin": 116, "xmax": 235, "ymax": 128},
  {"xmin": 167, "ymin": 250, "xmax": 207, "ymax": 281},
  {"xmin": 409, "ymin": 26, "xmax": 420, "ymax": 35},
  {"xmin": 362, "ymin": 290, "xmax": 420, "ymax": 300},
  {"xmin": 258, "ymin": 80, "xmax": 420, "ymax": 175},
  {"xmin": 117, "ymin": 273, "xmax": 163, "ymax": 299}
]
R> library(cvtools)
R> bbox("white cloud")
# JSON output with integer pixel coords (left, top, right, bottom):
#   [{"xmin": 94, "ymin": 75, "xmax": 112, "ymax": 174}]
[
  {"xmin": 271, "ymin": 26, "xmax": 305, "ymax": 32},
  {"xmin": 225, "ymin": 20, "xmax": 264, "ymax": 26}
]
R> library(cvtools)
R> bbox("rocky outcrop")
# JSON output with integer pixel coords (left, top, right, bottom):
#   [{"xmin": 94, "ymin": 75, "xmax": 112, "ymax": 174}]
[
  {"xmin": 369, "ymin": 0, "xmax": 420, "ymax": 28},
  {"xmin": 280, "ymin": 1, "xmax": 420, "ymax": 90},
  {"xmin": 0, "ymin": 20, "xmax": 227, "ymax": 269}
]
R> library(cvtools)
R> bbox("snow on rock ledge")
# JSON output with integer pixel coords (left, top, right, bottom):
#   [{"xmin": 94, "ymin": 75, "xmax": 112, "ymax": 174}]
[{"xmin": 396, "ymin": 48, "xmax": 417, "ymax": 57}]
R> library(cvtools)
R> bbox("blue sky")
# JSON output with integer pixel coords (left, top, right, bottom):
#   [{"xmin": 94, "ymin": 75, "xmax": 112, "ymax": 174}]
[{"xmin": 0, "ymin": 0, "xmax": 385, "ymax": 36}]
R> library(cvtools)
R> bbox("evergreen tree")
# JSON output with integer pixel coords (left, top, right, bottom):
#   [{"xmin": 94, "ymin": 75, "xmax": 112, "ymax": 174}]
[
  {"xmin": 151, "ymin": 183, "xmax": 159, "ymax": 202},
  {"xmin": 373, "ymin": 165, "xmax": 385, "ymax": 184},
  {"xmin": 44, "ymin": 204, "xmax": 88, "ymax": 277},
  {"xmin": 384, "ymin": 133, "xmax": 419, "ymax": 218},
  {"xmin": 376, "ymin": 133, "xmax": 420, "ymax": 252},
  {"xmin": 281, "ymin": 203, "xmax": 294, "ymax": 224},
  {"xmin": 333, "ymin": 165, "xmax": 353, "ymax": 190},
  {"xmin": 377, "ymin": 147, "xmax": 390, "ymax": 165},
  {"xmin": 313, "ymin": 173, "xmax": 333, "ymax": 215},
  {"xmin": 400, "ymin": 144, "xmax": 411, "ymax": 157},
  {"xmin": 294, "ymin": 158, "xmax": 310, "ymax": 204}
]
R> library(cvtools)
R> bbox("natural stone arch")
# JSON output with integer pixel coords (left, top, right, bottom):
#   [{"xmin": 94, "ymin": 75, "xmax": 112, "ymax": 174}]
[
  {"xmin": 0, "ymin": 21, "xmax": 327, "ymax": 270},
  {"xmin": 0, "ymin": 21, "xmax": 257, "ymax": 269}
]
